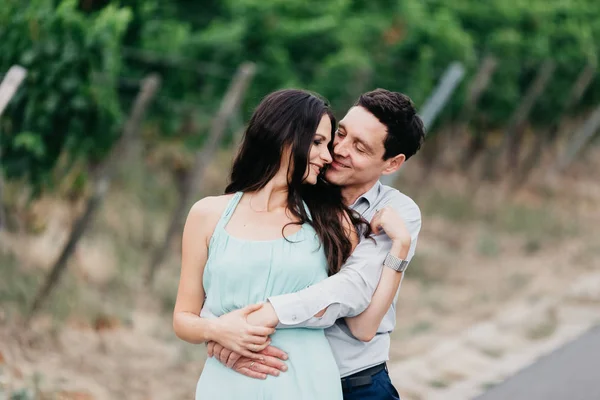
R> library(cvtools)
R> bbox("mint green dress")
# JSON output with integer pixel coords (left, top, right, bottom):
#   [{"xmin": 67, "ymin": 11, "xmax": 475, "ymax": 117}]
[{"xmin": 195, "ymin": 192, "xmax": 342, "ymax": 400}]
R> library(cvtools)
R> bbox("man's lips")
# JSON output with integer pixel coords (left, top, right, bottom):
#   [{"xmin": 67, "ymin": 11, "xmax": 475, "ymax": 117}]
[{"xmin": 331, "ymin": 160, "xmax": 350, "ymax": 169}]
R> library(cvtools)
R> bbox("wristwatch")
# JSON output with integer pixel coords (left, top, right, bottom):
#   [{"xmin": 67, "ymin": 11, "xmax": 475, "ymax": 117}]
[{"xmin": 383, "ymin": 252, "xmax": 409, "ymax": 273}]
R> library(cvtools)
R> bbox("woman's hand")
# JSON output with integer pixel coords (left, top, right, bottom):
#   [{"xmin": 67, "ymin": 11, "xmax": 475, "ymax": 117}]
[
  {"xmin": 212, "ymin": 303, "xmax": 276, "ymax": 359},
  {"xmin": 370, "ymin": 206, "xmax": 412, "ymax": 249}
]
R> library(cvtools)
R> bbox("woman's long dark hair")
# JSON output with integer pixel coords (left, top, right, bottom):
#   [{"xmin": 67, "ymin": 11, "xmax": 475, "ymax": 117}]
[{"xmin": 226, "ymin": 89, "xmax": 369, "ymax": 275}]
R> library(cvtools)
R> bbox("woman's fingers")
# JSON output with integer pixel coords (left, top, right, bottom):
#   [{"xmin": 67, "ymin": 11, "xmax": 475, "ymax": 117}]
[
  {"xmin": 245, "ymin": 333, "xmax": 272, "ymax": 346},
  {"xmin": 237, "ymin": 348, "xmax": 267, "ymax": 360},
  {"xmin": 240, "ymin": 303, "xmax": 263, "ymax": 316},
  {"xmin": 247, "ymin": 325, "xmax": 276, "ymax": 337},
  {"xmin": 243, "ymin": 339, "xmax": 271, "ymax": 354}
]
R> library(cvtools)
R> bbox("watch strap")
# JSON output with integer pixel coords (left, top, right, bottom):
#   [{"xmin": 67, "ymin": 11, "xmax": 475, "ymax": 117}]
[{"xmin": 384, "ymin": 252, "xmax": 409, "ymax": 272}]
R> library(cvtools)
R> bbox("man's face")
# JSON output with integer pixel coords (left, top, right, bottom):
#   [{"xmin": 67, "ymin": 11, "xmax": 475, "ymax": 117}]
[{"xmin": 325, "ymin": 106, "xmax": 396, "ymax": 188}]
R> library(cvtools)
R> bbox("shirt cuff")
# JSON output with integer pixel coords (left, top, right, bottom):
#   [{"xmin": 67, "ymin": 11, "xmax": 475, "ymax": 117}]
[{"xmin": 268, "ymin": 293, "xmax": 311, "ymax": 327}]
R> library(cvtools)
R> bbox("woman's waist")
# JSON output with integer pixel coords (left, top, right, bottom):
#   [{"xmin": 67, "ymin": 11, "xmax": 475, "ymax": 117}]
[{"xmin": 268, "ymin": 328, "xmax": 332, "ymax": 352}]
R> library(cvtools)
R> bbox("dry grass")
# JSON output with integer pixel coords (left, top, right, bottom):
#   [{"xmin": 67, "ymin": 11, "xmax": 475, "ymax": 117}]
[{"xmin": 0, "ymin": 146, "xmax": 599, "ymax": 399}]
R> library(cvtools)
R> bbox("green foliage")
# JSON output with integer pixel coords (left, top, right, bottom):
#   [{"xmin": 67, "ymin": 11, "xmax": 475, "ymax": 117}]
[
  {"xmin": 2, "ymin": 0, "xmax": 600, "ymax": 193},
  {"xmin": 0, "ymin": 0, "xmax": 130, "ymax": 192},
  {"xmin": 441, "ymin": 0, "xmax": 600, "ymax": 124}
]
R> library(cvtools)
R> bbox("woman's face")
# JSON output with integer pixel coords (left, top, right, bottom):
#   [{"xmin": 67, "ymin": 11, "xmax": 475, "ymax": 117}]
[{"xmin": 304, "ymin": 114, "xmax": 333, "ymax": 185}]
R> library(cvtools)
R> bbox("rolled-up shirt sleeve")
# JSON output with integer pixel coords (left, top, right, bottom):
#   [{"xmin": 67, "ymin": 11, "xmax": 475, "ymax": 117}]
[{"xmin": 269, "ymin": 196, "xmax": 421, "ymax": 329}]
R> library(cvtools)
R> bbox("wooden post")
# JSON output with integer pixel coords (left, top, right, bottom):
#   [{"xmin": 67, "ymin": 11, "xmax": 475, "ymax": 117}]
[
  {"xmin": 381, "ymin": 62, "xmax": 465, "ymax": 186},
  {"xmin": 512, "ymin": 63, "xmax": 596, "ymax": 190},
  {"xmin": 552, "ymin": 62, "xmax": 596, "ymax": 145},
  {"xmin": 554, "ymin": 104, "xmax": 600, "ymax": 173},
  {"xmin": 480, "ymin": 61, "xmax": 555, "ymax": 181},
  {"xmin": 0, "ymin": 66, "xmax": 27, "ymax": 232},
  {"xmin": 458, "ymin": 56, "xmax": 497, "ymax": 130},
  {"xmin": 145, "ymin": 63, "xmax": 256, "ymax": 285},
  {"xmin": 504, "ymin": 60, "xmax": 555, "ymax": 171},
  {"xmin": 0, "ymin": 66, "xmax": 26, "ymax": 115},
  {"xmin": 27, "ymin": 74, "xmax": 161, "ymax": 320},
  {"xmin": 456, "ymin": 56, "xmax": 497, "ymax": 171}
]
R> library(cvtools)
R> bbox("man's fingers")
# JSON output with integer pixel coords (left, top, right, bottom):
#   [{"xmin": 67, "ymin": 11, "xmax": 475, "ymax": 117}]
[
  {"xmin": 251, "ymin": 362, "xmax": 281, "ymax": 377},
  {"xmin": 226, "ymin": 352, "xmax": 242, "ymax": 368},
  {"xmin": 206, "ymin": 341, "xmax": 215, "ymax": 357},
  {"xmin": 237, "ymin": 367, "xmax": 267, "ymax": 380},
  {"xmin": 370, "ymin": 214, "xmax": 382, "ymax": 235},
  {"xmin": 260, "ymin": 355, "xmax": 288, "ymax": 371},
  {"xmin": 218, "ymin": 347, "xmax": 232, "ymax": 365},
  {"xmin": 241, "ymin": 303, "xmax": 263, "ymax": 315},
  {"xmin": 248, "ymin": 325, "xmax": 276, "ymax": 337},
  {"xmin": 260, "ymin": 345, "xmax": 288, "ymax": 361},
  {"xmin": 212, "ymin": 343, "xmax": 225, "ymax": 360}
]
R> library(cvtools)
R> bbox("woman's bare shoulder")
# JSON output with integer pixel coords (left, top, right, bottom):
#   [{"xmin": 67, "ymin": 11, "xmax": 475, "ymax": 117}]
[
  {"xmin": 190, "ymin": 194, "xmax": 235, "ymax": 215},
  {"xmin": 186, "ymin": 194, "xmax": 236, "ymax": 232}
]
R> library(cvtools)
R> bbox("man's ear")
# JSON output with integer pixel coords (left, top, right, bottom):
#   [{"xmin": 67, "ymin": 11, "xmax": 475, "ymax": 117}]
[{"xmin": 381, "ymin": 154, "xmax": 406, "ymax": 175}]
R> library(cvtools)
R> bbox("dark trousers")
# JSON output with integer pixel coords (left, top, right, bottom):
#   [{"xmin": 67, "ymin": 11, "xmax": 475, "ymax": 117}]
[{"xmin": 342, "ymin": 368, "xmax": 401, "ymax": 400}]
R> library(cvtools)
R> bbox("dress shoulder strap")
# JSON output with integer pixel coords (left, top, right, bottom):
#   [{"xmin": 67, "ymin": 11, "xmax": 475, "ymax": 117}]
[{"xmin": 214, "ymin": 192, "xmax": 243, "ymax": 232}]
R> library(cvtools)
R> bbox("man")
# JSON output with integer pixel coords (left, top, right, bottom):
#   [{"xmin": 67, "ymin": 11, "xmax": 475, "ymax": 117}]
[{"xmin": 205, "ymin": 89, "xmax": 425, "ymax": 399}]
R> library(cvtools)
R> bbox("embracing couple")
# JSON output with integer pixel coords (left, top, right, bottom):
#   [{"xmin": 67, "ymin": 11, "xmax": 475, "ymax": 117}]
[{"xmin": 173, "ymin": 88, "xmax": 425, "ymax": 400}]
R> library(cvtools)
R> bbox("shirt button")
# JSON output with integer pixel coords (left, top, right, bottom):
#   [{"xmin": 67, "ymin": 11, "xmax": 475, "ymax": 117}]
[{"xmin": 292, "ymin": 315, "xmax": 297, "ymax": 321}]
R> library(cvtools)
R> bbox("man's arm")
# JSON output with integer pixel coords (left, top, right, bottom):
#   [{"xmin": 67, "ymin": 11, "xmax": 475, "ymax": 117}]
[
  {"xmin": 344, "ymin": 205, "xmax": 420, "ymax": 341},
  {"xmin": 268, "ymin": 197, "xmax": 421, "ymax": 329}
]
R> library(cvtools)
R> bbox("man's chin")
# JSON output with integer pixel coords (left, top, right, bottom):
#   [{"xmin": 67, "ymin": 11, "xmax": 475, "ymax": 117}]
[{"xmin": 324, "ymin": 169, "xmax": 346, "ymax": 185}]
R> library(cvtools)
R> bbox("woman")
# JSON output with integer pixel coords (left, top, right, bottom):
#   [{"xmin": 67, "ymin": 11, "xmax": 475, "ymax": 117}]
[{"xmin": 173, "ymin": 89, "xmax": 368, "ymax": 399}]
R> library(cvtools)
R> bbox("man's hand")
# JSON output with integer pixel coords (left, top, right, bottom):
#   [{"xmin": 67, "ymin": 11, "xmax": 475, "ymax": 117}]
[
  {"xmin": 207, "ymin": 340, "xmax": 243, "ymax": 368},
  {"xmin": 246, "ymin": 301, "xmax": 279, "ymax": 328},
  {"xmin": 370, "ymin": 207, "xmax": 411, "ymax": 248},
  {"xmin": 207, "ymin": 341, "xmax": 289, "ymax": 379}
]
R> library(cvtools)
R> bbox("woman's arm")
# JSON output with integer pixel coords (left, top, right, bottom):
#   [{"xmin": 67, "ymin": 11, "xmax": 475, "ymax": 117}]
[
  {"xmin": 344, "ymin": 207, "xmax": 412, "ymax": 342},
  {"xmin": 173, "ymin": 198, "xmax": 275, "ymax": 358}
]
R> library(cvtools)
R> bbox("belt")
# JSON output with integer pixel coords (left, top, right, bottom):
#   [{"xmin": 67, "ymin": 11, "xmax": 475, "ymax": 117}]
[{"xmin": 340, "ymin": 363, "xmax": 387, "ymax": 392}]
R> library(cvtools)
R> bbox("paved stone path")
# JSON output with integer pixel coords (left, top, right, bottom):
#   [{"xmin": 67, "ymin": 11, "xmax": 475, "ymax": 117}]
[
  {"xmin": 475, "ymin": 325, "xmax": 600, "ymax": 400},
  {"xmin": 387, "ymin": 272, "xmax": 600, "ymax": 400}
]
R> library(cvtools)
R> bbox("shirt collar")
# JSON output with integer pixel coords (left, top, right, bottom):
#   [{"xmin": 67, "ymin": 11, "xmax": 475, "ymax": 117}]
[{"xmin": 350, "ymin": 181, "xmax": 382, "ymax": 210}]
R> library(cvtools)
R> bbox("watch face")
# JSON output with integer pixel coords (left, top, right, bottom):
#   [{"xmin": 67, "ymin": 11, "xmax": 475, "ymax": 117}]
[{"xmin": 400, "ymin": 260, "xmax": 409, "ymax": 272}]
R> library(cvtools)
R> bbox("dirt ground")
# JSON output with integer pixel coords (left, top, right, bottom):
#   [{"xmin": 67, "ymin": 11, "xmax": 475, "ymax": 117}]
[{"xmin": 1, "ymin": 149, "xmax": 599, "ymax": 400}]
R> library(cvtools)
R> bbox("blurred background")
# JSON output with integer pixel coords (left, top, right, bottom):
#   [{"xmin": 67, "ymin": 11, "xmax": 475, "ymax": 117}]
[{"xmin": 1, "ymin": 0, "xmax": 599, "ymax": 399}]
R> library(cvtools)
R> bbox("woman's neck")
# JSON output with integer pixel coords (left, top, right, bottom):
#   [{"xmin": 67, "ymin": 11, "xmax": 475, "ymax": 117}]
[{"xmin": 250, "ymin": 169, "xmax": 289, "ymax": 212}]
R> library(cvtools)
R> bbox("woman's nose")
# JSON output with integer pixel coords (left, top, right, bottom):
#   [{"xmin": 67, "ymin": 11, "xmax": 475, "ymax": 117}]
[{"xmin": 322, "ymin": 148, "xmax": 333, "ymax": 163}]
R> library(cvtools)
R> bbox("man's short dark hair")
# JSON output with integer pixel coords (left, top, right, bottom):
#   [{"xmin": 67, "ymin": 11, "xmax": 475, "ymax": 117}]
[{"xmin": 355, "ymin": 89, "xmax": 425, "ymax": 160}]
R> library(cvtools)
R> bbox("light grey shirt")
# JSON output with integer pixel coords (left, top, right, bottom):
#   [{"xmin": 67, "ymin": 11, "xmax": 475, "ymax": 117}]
[{"xmin": 268, "ymin": 181, "xmax": 422, "ymax": 377}]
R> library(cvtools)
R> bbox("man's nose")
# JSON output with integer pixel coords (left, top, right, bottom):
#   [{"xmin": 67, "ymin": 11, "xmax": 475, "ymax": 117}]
[{"xmin": 334, "ymin": 138, "xmax": 349, "ymax": 157}]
